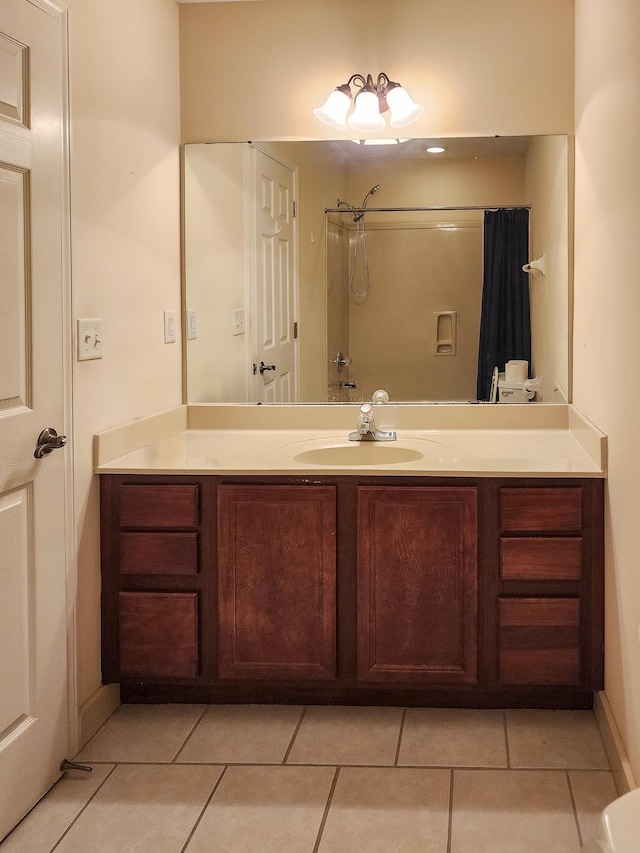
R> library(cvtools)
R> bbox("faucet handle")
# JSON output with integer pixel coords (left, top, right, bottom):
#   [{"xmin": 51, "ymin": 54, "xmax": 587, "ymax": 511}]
[{"xmin": 372, "ymin": 389, "xmax": 389, "ymax": 404}]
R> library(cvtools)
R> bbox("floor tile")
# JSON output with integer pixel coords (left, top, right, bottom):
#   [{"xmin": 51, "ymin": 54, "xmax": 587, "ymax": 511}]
[
  {"xmin": 53, "ymin": 764, "xmax": 222, "ymax": 853},
  {"xmin": 399, "ymin": 708, "xmax": 507, "ymax": 767},
  {"xmin": 506, "ymin": 710, "xmax": 610, "ymax": 769},
  {"xmin": 176, "ymin": 704, "xmax": 303, "ymax": 764},
  {"xmin": 569, "ymin": 770, "xmax": 619, "ymax": 847},
  {"xmin": 287, "ymin": 705, "xmax": 403, "ymax": 766},
  {"xmin": 451, "ymin": 769, "xmax": 581, "ymax": 853},
  {"xmin": 0, "ymin": 764, "xmax": 114, "ymax": 853},
  {"xmin": 184, "ymin": 765, "xmax": 335, "ymax": 853},
  {"xmin": 317, "ymin": 766, "xmax": 451, "ymax": 853},
  {"xmin": 74, "ymin": 704, "xmax": 207, "ymax": 763}
]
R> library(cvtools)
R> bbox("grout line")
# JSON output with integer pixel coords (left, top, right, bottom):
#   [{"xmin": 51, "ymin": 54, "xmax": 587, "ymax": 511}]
[
  {"xmin": 446, "ymin": 769, "xmax": 454, "ymax": 853},
  {"xmin": 312, "ymin": 766, "xmax": 340, "ymax": 853},
  {"xmin": 565, "ymin": 770, "xmax": 584, "ymax": 849},
  {"xmin": 394, "ymin": 708, "xmax": 407, "ymax": 766},
  {"xmin": 179, "ymin": 765, "xmax": 228, "ymax": 853},
  {"xmin": 49, "ymin": 763, "xmax": 118, "ymax": 852},
  {"xmin": 503, "ymin": 710, "xmax": 511, "ymax": 769},
  {"xmin": 282, "ymin": 706, "xmax": 307, "ymax": 764},
  {"xmin": 172, "ymin": 705, "xmax": 210, "ymax": 763}
]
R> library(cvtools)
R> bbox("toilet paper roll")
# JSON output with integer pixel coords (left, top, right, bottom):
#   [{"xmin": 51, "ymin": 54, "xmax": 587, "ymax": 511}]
[{"xmin": 505, "ymin": 360, "xmax": 528, "ymax": 382}]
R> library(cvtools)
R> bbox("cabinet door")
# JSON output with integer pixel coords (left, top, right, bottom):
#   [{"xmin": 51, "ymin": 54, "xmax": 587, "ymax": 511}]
[
  {"xmin": 218, "ymin": 485, "xmax": 336, "ymax": 681},
  {"xmin": 357, "ymin": 486, "xmax": 478, "ymax": 684}
]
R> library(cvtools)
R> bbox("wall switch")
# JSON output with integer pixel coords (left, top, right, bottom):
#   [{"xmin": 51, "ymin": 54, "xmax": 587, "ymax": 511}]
[
  {"xmin": 233, "ymin": 308, "xmax": 246, "ymax": 336},
  {"xmin": 186, "ymin": 309, "xmax": 197, "ymax": 340},
  {"xmin": 77, "ymin": 318, "xmax": 103, "ymax": 361},
  {"xmin": 164, "ymin": 310, "xmax": 177, "ymax": 343}
]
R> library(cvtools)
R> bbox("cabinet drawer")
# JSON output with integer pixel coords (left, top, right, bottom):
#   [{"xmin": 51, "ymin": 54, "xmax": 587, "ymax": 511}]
[
  {"xmin": 119, "ymin": 532, "xmax": 199, "ymax": 575},
  {"xmin": 119, "ymin": 485, "xmax": 200, "ymax": 528},
  {"xmin": 500, "ymin": 537, "xmax": 582, "ymax": 581},
  {"xmin": 118, "ymin": 591, "xmax": 199, "ymax": 678},
  {"xmin": 499, "ymin": 597, "xmax": 580, "ymax": 686},
  {"xmin": 500, "ymin": 488, "xmax": 582, "ymax": 532}
]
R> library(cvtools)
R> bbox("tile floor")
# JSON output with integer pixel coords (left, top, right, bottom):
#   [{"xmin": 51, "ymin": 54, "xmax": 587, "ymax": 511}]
[{"xmin": 1, "ymin": 704, "xmax": 618, "ymax": 852}]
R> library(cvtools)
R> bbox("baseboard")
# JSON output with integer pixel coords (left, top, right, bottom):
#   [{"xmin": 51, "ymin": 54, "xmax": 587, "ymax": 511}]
[
  {"xmin": 594, "ymin": 691, "xmax": 637, "ymax": 795},
  {"xmin": 78, "ymin": 683, "xmax": 120, "ymax": 751}
]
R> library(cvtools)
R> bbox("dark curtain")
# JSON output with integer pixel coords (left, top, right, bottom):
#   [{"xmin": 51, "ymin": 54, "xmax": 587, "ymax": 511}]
[{"xmin": 476, "ymin": 208, "xmax": 531, "ymax": 401}]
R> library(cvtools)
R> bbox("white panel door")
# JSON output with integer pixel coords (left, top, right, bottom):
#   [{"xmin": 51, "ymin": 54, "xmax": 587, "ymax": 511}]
[
  {"xmin": 0, "ymin": 0, "xmax": 70, "ymax": 840},
  {"xmin": 251, "ymin": 147, "xmax": 298, "ymax": 402}
]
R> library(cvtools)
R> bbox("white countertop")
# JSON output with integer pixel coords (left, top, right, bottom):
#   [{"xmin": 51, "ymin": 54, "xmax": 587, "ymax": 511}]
[{"xmin": 94, "ymin": 404, "xmax": 606, "ymax": 478}]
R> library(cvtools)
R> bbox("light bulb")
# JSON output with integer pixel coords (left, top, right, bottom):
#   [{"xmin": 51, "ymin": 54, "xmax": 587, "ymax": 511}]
[
  {"xmin": 348, "ymin": 90, "xmax": 386, "ymax": 132},
  {"xmin": 312, "ymin": 88, "xmax": 352, "ymax": 131},
  {"xmin": 386, "ymin": 86, "xmax": 424, "ymax": 128}
]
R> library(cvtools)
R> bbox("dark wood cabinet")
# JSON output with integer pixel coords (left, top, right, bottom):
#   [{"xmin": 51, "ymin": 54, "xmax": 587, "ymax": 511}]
[
  {"xmin": 217, "ymin": 485, "xmax": 336, "ymax": 681},
  {"xmin": 357, "ymin": 486, "xmax": 478, "ymax": 685},
  {"xmin": 100, "ymin": 473, "xmax": 604, "ymax": 708}
]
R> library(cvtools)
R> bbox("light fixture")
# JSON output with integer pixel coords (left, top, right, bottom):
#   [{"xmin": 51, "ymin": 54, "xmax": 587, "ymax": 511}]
[
  {"xmin": 313, "ymin": 73, "xmax": 424, "ymax": 133},
  {"xmin": 426, "ymin": 145, "xmax": 446, "ymax": 154},
  {"xmin": 350, "ymin": 138, "xmax": 410, "ymax": 146}
]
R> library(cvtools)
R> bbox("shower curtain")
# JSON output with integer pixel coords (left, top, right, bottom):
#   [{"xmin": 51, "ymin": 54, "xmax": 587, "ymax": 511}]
[{"xmin": 476, "ymin": 208, "xmax": 531, "ymax": 401}]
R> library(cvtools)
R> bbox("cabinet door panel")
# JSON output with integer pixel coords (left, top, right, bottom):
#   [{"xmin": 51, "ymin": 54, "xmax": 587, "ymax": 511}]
[
  {"xmin": 499, "ymin": 597, "xmax": 580, "ymax": 686},
  {"xmin": 500, "ymin": 537, "xmax": 582, "ymax": 581},
  {"xmin": 119, "ymin": 532, "xmax": 199, "ymax": 575},
  {"xmin": 500, "ymin": 487, "xmax": 581, "ymax": 532},
  {"xmin": 118, "ymin": 591, "xmax": 199, "ymax": 678},
  {"xmin": 120, "ymin": 484, "xmax": 200, "ymax": 528},
  {"xmin": 358, "ymin": 487, "xmax": 477, "ymax": 684},
  {"xmin": 218, "ymin": 485, "xmax": 336, "ymax": 681}
]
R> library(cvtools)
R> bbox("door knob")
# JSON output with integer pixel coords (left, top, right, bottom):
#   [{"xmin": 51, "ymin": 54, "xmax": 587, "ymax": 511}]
[
  {"xmin": 259, "ymin": 361, "xmax": 276, "ymax": 375},
  {"xmin": 34, "ymin": 427, "xmax": 68, "ymax": 459}
]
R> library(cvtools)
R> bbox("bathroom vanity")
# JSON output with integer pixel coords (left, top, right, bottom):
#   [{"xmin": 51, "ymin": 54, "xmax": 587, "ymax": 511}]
[{"xmin": 96, "ymin": 404, "xmax": 605, "ymax": 709}]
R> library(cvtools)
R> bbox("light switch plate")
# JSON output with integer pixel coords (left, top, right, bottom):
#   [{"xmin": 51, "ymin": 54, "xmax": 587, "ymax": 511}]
[
  {"xmin": 233, "ymin": 308, "xmax": 245, "ymax": 336},
  {"xmin": 186, "ymin": 309, "xmax": 197, "ymax": 340},
  {"xmin": 77, "ymin": 318, "xmax": 103, "ymax": 360},
  {"xmin": 164, "ymin": 310, "xmax": 177, "ymax": 343}
]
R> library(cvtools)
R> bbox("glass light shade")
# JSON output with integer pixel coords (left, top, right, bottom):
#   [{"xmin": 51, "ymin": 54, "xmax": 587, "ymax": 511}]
[
  {"xmin": 313, "ymin": 88, "xmax": 352, "ymax": 130},
  {"xmin": 386, "ymin": 86, "xmax": 424, "ymax": 128},
  {"xmin": 347, "ymin": 91, "xmax": 386, "ymax": 132}
]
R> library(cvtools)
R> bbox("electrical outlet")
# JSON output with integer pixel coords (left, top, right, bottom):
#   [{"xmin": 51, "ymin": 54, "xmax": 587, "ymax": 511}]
[
  {"xmin": 186, "ymin": 309, "xmax": 197, "ymax": 340},
  {"xmin": 164, "ymin": 310, "xmax": 177, "ymax": 343},
  {"xmin": 77, "ymin": 318, "xmax": 103, "ymax": 360},
  {"xmin": 233, "ymin": 308, "xmax": 246, "ymax": 336}
]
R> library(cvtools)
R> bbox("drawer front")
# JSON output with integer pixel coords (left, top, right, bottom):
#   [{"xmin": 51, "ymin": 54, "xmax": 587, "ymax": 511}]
[
  {"xmin": 119, "ymin": 485, "xmax": 200, "ymax": 528},
  {"xmin": 119, "ymin": 532, "xmax": 199, "ymax": 575},
  {"xmin": 500, "ymin": 537, "xmax": 582, "ymax": 581},
  {"xmin": 499, "ymin": 597, "xmax": 580, "ymax": 686},
  {"xmin": 118, "ymin": 591, "xmax": 199, "ymax": 678},
  {"xmin": 500, "ymin": 487, "xmax": 582, "ymax": 532}
]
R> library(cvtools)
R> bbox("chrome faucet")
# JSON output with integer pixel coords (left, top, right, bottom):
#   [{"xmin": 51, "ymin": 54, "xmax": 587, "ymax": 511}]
[{"xmin": 348, "ymin": 403, "xmax": 396, "ymax": 442}]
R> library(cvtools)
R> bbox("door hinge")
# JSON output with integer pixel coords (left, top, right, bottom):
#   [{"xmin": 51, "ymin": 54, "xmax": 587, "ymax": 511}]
[
  {"xmin": 292, "ymin": 200, "xmax": 297, "ymax": 218},
  {"xmin": 294, "ymin": 321, "xmax": 298, "ymax": 339}
]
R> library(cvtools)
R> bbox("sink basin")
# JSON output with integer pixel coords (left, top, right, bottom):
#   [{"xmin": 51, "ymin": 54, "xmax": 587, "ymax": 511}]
[{"xmin": 293, "ymin": 443, "xmax": 425, "ymax": 466}]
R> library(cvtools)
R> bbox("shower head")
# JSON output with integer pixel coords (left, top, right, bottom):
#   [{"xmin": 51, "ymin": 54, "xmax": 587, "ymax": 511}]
[{"xmin": 353, "ymin": 185, "xmax": 381, "ymax": 221}]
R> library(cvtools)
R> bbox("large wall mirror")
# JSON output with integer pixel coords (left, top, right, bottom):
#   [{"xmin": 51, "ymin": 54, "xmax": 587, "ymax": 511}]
[{"xmin": 183, "ymin": 135, "xmax": 571, "ymax": 404}]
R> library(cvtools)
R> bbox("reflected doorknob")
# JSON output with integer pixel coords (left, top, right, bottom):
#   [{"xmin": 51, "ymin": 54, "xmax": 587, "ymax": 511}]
[{"xmin": 34, "ymin": 427, "xmax": 68, "ymax": 459}]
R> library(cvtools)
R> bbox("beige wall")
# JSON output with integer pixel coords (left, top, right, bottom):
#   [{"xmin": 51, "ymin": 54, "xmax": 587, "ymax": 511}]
[
  {"xmin": 184, "ymin": 144, "xmax": 250, "ymax": 402},
  {"xmin": 70, "ymin": 0, "xmax": 182, "ymax": 711},
  {"xmin": 574, "ymin": 0, "xmax": 640, "ymax": 783},
  {"xmin": 179, "ymin": 0, "xmax": 574, "ymax": 142},
  {"xmin": 525, "ymin": 135, "xmax": 571, "ymax": 401}
]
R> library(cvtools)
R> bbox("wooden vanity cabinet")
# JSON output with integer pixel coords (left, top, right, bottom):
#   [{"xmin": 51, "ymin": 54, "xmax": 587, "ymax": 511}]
[
  {"xmin": 495, "ymin": 484, "xmax": 604, "ymax": 692},
  {"xmin": 100, "ymin": 478, "xmax": 211, "ymax": 684},
  {"xmin": 216, "ymin": 484, "xmax": 337, "ymax": 682},
  {"xmin": 100, "ymin": 474, "xmax": 603, "ymax": 708},
  {"xmin": 357, "ymin": 486, "xmax": 478, "ymax": 685}
]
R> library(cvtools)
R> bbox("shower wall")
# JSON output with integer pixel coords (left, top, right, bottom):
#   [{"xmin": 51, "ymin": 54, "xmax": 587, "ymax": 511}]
[{"xmin": 339, "ymin": 213, "xmax": 483, "ymax": 401}]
